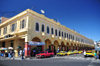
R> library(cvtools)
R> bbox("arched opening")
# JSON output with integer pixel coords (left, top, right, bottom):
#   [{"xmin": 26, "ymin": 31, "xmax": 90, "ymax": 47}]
[
  {"xmin": 66, "ymin": 42, "xmax": 69, "ymax": 51},
  {"xmin": 45, "ymin": 39, "xmax": 51, "ymax": 50},
  {"xmin": 32, "ymin": 37, "xmax": 41, "ymax": 42},
  {"xmin": 73, "ymin": 44, "xmax": 77, "ymax": 50},
  {"xmin": 54, "ymin": 40, "xmax": 59, "ymax": 51},
  {"xmin": 61, "ymin": 41, "xmax": 65, "ymax": 51},
  {"xmin": 31, "ymin": 37, "xmax": 43, "ymax": 57},
  {"xmin": 71, "ymin": 43, "xmax": 73, "ymax": 51}
]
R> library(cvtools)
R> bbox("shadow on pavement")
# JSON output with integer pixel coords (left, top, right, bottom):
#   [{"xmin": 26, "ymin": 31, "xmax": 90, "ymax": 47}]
[{"xmin": 0, "ymin": 60, "xmax": 6, "ymax": 66}]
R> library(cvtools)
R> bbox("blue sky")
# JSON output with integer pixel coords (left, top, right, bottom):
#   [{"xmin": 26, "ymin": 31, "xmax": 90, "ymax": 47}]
[{"xmin": 0, "ymin": 0, "xmax": 100, "ymax": 41}]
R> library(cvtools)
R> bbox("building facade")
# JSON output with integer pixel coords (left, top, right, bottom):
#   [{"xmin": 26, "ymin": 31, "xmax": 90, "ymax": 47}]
[{"xmin": 0, "ymin": 9, "xmax": 94, "ymax": 57}]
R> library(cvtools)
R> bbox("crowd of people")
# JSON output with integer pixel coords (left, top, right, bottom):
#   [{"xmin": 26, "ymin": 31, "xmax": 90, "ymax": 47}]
[{"xmin": 0, "ymin": 49, "xmax": 25, "ymax": 60}]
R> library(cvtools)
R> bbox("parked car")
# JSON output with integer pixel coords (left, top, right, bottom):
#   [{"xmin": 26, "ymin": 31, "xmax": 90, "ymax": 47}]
[
  {"xmin": 78, "ymin": 50, "xmax": 83, "ymax": 54},
  {"xmin": 73, "ymin": 50, "xmax": 79, "ymax": 54},
  {"xmin": 67, "ymin": 51, "xmax": 73, "ymax": 55},
  {"xmin": 36, "ymin": 51, "xmax": 54, "ymax": 58},
  {"xmin": 84, "ymin": 50, "xmax": 95, "ymax": 57},
  {"xmin": 57, "ymin": 51, "xmax": 67, "ymax": 56}
]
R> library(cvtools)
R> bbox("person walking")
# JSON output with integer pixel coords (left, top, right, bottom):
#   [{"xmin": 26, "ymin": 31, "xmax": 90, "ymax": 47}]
[
  {"xmin": 19, "ymin": 50, "xmax": 22, "ymax": 57},
  {"xmin": 12, "ymin": 50, "xmax": 15, "ymax": 60},
  {"xmin": 83, "ymin": 50, "xmax": 86, "ymax": 55},
  {"xmin": 21, "ymin": 50, "xmax": 24, "ymax": 60}
]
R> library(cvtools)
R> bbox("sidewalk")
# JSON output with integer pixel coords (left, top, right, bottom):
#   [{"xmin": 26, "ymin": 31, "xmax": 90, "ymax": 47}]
[{"xmin": 0, "ymin": 56, "xmax": 37, "ymax": 60}]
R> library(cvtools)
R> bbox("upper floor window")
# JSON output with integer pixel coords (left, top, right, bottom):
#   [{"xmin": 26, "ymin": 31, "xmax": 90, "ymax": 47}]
[
  {"xmin": 51, "ymin": 28, "xmax": 54, "ymax": 34},
  {"xmin": 35, "ymin": 23, "xmax": 39, "ymax": 31},
  {"xmin": 3, "ymin": 27, "xmax": 7, "ymax": 34},
  {"xmin": 47, "ymin": 26, "xmax": 49, "ymax": 34},
  {"xmin": 69, "ymin": 34, "xmax": 70, "ymax": 39},
  {"xmin": 59, "ymin": 30, "xmax": 61, "ymax": 36},
  {"xmin": 55, "ymin": 29, "xmax": 57, "ymax": 36},
  {"xmin": 72, "ymin": 36, "xmax": 74, "ymax": 40},
  {"xmin": 64, "ymin": 33, "xmax": 66, "ymax": 38},
  {"xmin": 67, "ymin": 33, "xmax": 68, "ymax": 38},
  {"xmin": 20, "ymin": 20, "xmax": 26, "ymax": 29},
  {"xmin": 62, "ymin": 32, "xmax": 63, "ymax": 37},
  {"xmin": 71, "ymin": 35, "xmax": 72, "ymax": 39},
  {"xmin": 11, "ymin": 23, "xmax": 17, "ymax": 32},
  {"xmin": 41, "ymin": 24, "xmax": 44, "ymax": 32}
]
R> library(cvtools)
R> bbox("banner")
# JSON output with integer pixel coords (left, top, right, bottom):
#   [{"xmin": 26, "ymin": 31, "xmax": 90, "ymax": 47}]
[{"xmin": 29, "ymin": 41, "xmax": 45, "ymax": 46}]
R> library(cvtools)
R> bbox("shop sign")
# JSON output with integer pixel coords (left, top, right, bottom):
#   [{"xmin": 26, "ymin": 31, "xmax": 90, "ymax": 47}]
[{"xmin": 29, "ymin": 41, "xmax": 45, "ymax": 46}]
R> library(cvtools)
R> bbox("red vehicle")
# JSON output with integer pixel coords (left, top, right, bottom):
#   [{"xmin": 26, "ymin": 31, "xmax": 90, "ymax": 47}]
[{"xmin": 36, "ymin": 51, "xmax": 54, "ymax": 58}]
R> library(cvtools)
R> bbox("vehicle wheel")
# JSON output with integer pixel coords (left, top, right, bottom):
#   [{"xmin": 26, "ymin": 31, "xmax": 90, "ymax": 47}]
[
  {"xmin": 41, "ymin": 55, "xmax": 45, "ymax": 58},
  {"xmin": 50, "ymin": 55, "xmax": 54, "ymax": 57},
  {"xmin": 84, "ymin": 55, "xmax": 87, "ymax": 58}
]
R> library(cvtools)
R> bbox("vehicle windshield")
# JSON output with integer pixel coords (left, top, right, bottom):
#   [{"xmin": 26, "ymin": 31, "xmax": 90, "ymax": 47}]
[{"xmin": 40, "ymin": 51, "xmax": 47, "ymax": 53}]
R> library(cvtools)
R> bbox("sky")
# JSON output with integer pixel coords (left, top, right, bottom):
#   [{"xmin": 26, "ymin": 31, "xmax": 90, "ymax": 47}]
[{"xmin": 0, "ymin": 0, "xmax": 100, "ymax": 41}]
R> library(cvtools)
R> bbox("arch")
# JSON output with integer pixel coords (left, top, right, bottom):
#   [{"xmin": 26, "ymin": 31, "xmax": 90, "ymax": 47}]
[
  {"xmin": 45, "ymin": 39, "xmax": 51, "ymax": 50},
  {"xmin": 61, "ymin": 41, "xmax": 65, "ymax": 46},
  {"xmin": 66, "ymin": 42, "xmax": 69, "ymax": 51},
  {"xmin": 54, "ymin": 40, "xmax": 59, "ymax": 50},
  {"xmin": 71, "ymin": 43, "xmax": 74, "ymax": 50},
  {"xmin": 32, "ymin": 37, "xmax": 41, "ymax": 42},
  {"xmin": 61, "ymin": 41, "xmax": 65, "ymax": 51}
]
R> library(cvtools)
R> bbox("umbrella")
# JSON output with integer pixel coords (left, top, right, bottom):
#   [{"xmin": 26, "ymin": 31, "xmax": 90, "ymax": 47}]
[
  {"xmin": 8, "ymin": 47, "xmax": 13, "ymax": 49},
  {"xmin": 0, "ymin": 48, "xmax": 7, "ymax": 50}
]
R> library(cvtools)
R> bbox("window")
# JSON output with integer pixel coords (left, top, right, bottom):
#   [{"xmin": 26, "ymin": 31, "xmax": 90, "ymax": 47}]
[
  {"xmin": 42, "ymin": 24, "xmax": 44, "ymax": 32},
  {"xmin": 76, "ymin": 37, "xmax": 77, "ymax": 41},
  {"xmin": 2, "ymin": 42, "xmax": 5, "ymax": 47},
  {"xmin": 69, "ymin": 34, "xmax": 70, "ymax": 39},
  {"xmin": 35, "ymin": 23, "xmax": 39, "ymax": 31},
  {"xmin": 72, "ymin": 36, "xmax": 74, "ymax": 40},
  {"xmin": 10, "ymin": 40, "xmax": 14, "ymax": 47},
  {"xmin": 62, "ymin": 32, "xmax": 63, "ymax": 37},
  {"xmin": 3, "ymin": 27, "xmax": 7, "ymax": 34},
  {"xmin": 71, "ymin": 35, "xmax": 73, "ymax": 39},
  {"xmin": 55, "ymin": 29, "xmax": 57, "ymax": 36},
  {"xmin": 51, "ymin": 28, "xmax": 54, "ymax": 34},
  {"xmin": 0, "ymin": 29, "xmax": 1, "ymax": 35},
  {"xmin": 20, "ymin": 20, "xmax": 26, "ymax": 29},
  {"xmin": 47, "ymin": 26, "xmax": 49, "ymax": 34},
  {"xmin": 11, "ymin": 23, "xmax": 17, "ymax": 32},
  {"xmin": 67, "ymin": 33, "xmax": 68, "ymax": 38},
  {"xmin": 59, "ymin": 30, "xmax": 61, "ymax": 36},
  {"xmin": 64, "ymin": 33, "xmax": 66, "ymax": 38}
]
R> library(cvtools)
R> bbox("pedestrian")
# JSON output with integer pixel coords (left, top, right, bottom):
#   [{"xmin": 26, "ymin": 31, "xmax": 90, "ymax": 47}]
[
  {"xmin": 12, "ymin": 50, "xmax": 15, "ymax": 60},
  {"xmin": 33, "ymin": 50, "xmax": 36, "ymax": 56},
  {"xmin": 8, "ymin": 51, "xmax": 11, "ymax": 59},
  {"xmin": 19, "ymin": 50, "xmax": 22, "ymax": 57},
  {"xmin": 57, "ymin": 48, "xmax": 59, "ymax": 53},
  {"xmin": 21, "ymin": 50, "xmax": 24, "ymax": 60},
  {"xmin": 83, "ymin": 50, "xmax": 86, "ymax": 55},
  {"xmin": 0, "ymin": 51, "xmax": 1, "ymax": 56}
]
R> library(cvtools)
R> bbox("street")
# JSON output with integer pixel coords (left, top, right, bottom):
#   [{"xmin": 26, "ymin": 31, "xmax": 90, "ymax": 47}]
[{"xmin": 0, "ymin": 54, "xmax": 100, "ymax": 66}]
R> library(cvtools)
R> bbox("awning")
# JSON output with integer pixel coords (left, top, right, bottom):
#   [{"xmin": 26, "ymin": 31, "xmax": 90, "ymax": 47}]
[{"xmin": 29, "ymin": 41, "xmax": 45, "ymax": 46}]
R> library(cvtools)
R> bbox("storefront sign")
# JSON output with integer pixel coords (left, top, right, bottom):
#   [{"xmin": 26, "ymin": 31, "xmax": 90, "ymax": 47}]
[{"xmin": 29, "ymin": 41, "xmax": 45, "ymax": 46}]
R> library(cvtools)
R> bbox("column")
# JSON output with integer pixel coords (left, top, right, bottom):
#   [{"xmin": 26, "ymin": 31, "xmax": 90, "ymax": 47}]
[{"xmin": 25, "ymin": 42, "xmax": 31, "ymax": 57}]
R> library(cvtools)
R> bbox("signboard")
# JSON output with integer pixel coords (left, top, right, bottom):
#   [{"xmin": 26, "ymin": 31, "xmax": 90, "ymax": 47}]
[{"xmin": 29, "ymin": 41, "xmax": 45, "ymax": 46}]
